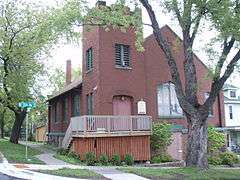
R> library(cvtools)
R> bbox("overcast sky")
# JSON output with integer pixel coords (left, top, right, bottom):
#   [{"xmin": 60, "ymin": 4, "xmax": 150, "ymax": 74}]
[{"xmin": 39, "ymin": 0, "xmax": 239, "ymax": 86}]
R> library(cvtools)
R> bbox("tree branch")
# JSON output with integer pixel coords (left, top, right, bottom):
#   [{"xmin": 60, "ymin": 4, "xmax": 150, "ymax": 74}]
[
  {"xmin": 213, "ymin": 37, "xmax": 235, "ymax": 81},
  {"xmin": 139, "ymin": 0, "xmax": 197, "ymax": 115},
  {"xmin": 203, "ymin": 49, "xmax": 240, "ymax": 112}
]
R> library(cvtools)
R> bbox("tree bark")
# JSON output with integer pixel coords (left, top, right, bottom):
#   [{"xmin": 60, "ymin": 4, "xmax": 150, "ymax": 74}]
[
  {"xmin": 186, "ymin": 115, "xmax": 208, "ymax": 169},
  {"xmin": 10, "ymin": 111, "xmax": 27, "ymax": 144},
  {"xmin": 0, "ymin": 110, "xmax": 5, "ymax": 138}
]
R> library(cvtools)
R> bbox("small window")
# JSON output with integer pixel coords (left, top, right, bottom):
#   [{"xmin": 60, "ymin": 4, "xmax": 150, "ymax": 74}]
[
  {"xmin": 157, "ymin": 82, "xmax": 183, "ymax": 117},
  {"xmin": 229, "ymin": 106, "xmax": 233, "ymax": 119},
  {"xmin": 86, "ymin": 48, "xmax": 93, "ymax": 71},
  {"xmin": 56, "ymin": 102, "xmax": 61, "ymax": 123},
  {"xmin": 205, "ymin": 92, "xmax": 213, "ymax": 116},
  {"xmin": 115, "ymin": 44, "xmax": 130, "ymax": 67},
  {"xmin": 73, "ymin": 94, "xmax": 80, "ymax": 117},
  {"xmin": 230, "ymin": 90, "xmax": 236, "ymax": 98},
  {"xmin": 51, "ymin": 104, "xmax": 57, "ymax": 123},
  {"xmin": 87, "ymin": 93, "xmax": 93, "ymax": 115},
  {"xmin": 63, "ymin": 98, "xmax": 68, "ymax": 122}
]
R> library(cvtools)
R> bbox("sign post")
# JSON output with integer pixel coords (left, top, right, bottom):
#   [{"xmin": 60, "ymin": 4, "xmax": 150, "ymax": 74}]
[{"xmin": 18, "ymin": 101, "xmax": 36, "ymax": 161}]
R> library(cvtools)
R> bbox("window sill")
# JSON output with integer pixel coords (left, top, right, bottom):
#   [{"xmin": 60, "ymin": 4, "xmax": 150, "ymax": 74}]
[
  {"xmin": 85, "ymin": 69, "xmax": 93, "ymax": 74},
  {"xmin": 159, "ymin": 116, "xmax": 184, "ymax": 119},
  {"xmin": 115, "ymin": 65, "xmax": 132, "ymax": 70}
]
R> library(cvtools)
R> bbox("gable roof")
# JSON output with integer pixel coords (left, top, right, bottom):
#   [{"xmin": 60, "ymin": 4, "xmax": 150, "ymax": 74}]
[
  {"xmin": 144, "ymin": 25, "xmax": 210, "ymax": 71},
  {"xmin": 48, "ymin": 77, "xmax": 82, "ymax": 101}
]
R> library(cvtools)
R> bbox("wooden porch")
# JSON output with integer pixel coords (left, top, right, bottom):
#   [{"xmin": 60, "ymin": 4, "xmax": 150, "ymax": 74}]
[{"xmin": 62, "ymin": 115, "xmax": 152, "ymax": 161}]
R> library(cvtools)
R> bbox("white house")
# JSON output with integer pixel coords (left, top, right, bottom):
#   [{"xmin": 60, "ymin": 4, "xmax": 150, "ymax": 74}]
[{"xmin": 223, "ymin": 84, "xmax": 240, "ymax": 152}]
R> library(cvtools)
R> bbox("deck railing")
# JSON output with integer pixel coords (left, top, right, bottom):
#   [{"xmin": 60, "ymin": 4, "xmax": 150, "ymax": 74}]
[
  {"xmin": 71, "ymin": 115, "xmax": 152, "ymax": 133},
  {"xmin": 62, "ymin": 115, "xmax": 152, "ymax": 149}
]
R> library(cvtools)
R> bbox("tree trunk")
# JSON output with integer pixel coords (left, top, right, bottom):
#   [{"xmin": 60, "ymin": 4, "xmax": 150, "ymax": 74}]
[
  {"xmin": 0, "ymin": 110, "xmax": 5, "ymax": 138},
  {"xmin": 186, "ymin": 115, "xmax": 208, "ymax": 169},
  {"xmin": 10, "ymin": 111, "xmax": 27, "ymax": 144}
]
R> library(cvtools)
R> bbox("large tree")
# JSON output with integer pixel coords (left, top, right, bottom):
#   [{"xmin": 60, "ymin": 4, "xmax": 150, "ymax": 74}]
[
  {"xmin": 0, "ymin": 0, "xmax": 84, "ymax": 143},
  {"xmin": 138, "ymin": 0, "xmax": 240, "ymax": 168},
  {"xmin": 80, "ymin": 0, "xmax": 240, "ymax": 168}
]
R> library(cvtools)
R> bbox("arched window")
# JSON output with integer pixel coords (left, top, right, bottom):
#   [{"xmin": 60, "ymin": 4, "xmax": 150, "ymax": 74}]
[{"xmin": 157, "ymin": 82, "xmax": 183, "ymax": 117}]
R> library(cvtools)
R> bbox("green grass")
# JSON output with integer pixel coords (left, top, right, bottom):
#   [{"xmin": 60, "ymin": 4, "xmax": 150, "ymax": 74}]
[
  {"xmin": 39, "ymin": 168, "xmax": 102, "ymax": 178},
  {"xmin": 53, "ymin": 153, "xmax": 84, "ymax": 165},
  {"xmin": 0, "ymin": 138, "xmax": 44, "ymax": 164},
  {"xmin": 119, "ymin": 167, "xmax": 240, "ymax": 180}
]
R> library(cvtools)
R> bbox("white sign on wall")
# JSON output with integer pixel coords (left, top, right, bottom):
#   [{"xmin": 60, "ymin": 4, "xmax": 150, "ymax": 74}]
[{"xmin": 137, "ymin": 100, "xmax": 146, "ymax": 114}]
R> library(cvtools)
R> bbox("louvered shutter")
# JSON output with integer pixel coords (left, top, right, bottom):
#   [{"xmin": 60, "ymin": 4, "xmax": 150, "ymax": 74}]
[
  {"xmin": 123, "ymin": 45, "xmax": 130, "ymax": 66},
  {"xmin": 115, "ymin": 44, "xmax": 122, "ymax": 66},
  {"xmin": 86, "ymin": 48, "xmax": 93, "ymax": 71}
]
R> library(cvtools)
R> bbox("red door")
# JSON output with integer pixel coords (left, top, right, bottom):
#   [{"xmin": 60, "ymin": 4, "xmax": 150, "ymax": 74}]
[
  {"xmin": 113, "ymin": 96, "xmax": 132, "ymax": 131},
  {"xmin": 113, "ymin": 96, "xmax": 132, "ymax": 115}
]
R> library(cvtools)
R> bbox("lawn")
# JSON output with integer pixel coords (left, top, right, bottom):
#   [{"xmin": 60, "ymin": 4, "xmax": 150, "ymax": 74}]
[
  {"xmin": 38, "ymin": 168, "xmax": 103, "ymax": 179},
  {"xmin": 53, "ymin": 153, "xmax": 84, "ymax": 165},
  {"xmin": 119, "ymin": 167, "xmax": 240, "ymax": 180},
  {"xmin": 0, "ymin": 138, "xmax": 44, "ymax": 164}
]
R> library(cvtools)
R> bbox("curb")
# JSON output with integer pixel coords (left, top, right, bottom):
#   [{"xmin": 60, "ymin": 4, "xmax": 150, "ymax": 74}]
[{"xmin": 0, "ymin": 151, "xmax": 8, "ymax": 164}]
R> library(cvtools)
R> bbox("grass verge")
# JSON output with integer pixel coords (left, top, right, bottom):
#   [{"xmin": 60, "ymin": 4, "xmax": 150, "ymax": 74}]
[
  {"xmin": 119, "ymin": 167, "xmax": 240, "ymax": 180},
  {"xmin": 0, "ymin": 138, "xmax": 44, "ymax": 164},
  {"xmin": 53, "ymin": 153, "xmax": 84, "ymax": 165},
  {"xmin": 38, "ymin": 168, "xmax": 103, "ymax": 179}
]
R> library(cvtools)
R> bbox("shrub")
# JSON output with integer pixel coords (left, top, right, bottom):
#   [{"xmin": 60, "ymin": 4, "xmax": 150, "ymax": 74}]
[
  {"xmin": 208, "ymin": 155, "xmax": 222, "ymax": 165},
  {"xmin": 220, "ymin": 152, "xmax": 239, "ymax": 166},
  {"xmin": 57, "ymin": 148, "xmax": 68, "ymax": 155},
  {"xmin": 151, "ymin": 122, "xmax": 172, "ymax": 155},
  {"xmin": 208, "ymin": 126, "xmax": 225, "ymax": 155},
  {"xmin": 85, "ymin": 152, "xmax": 96, "ymax": 166},
  {"xmin": 99, "ymin": 154, "xmax": 109, "ymax": 165},
  {"xmin": 68, "ymin": 151, "xmax": 80, "ymax": 159},
  {"xmin": 111, "ymin": 154, "xmax": 121, "ymax": 166},
  {"xmin": 124, "ymin": 154, "xmax": 134, "ymax": 166},
  {"xmin": 151, "ymin": 154, "xmax": 173, "ymax": 163}
]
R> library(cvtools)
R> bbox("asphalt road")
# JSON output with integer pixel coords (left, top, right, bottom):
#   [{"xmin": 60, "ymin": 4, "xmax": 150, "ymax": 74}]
[{"xmin": 0, "ymin": 172, "xmax": 25, "ymax": 180}]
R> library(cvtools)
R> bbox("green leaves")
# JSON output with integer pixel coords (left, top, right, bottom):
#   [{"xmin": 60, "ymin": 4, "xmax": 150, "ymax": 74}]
[
  {"xmin": 207, "ymin": 126, "xmax": 225, "ymax": 154},
  {"xmin": 151, "ymin": 122, "xmax": 172, "ymax": 154},
  {"xmin": 0, "ymin": 0, "xmax": 87, "ymax": 112},
  {"xmin": 83, "ymin": 1, "xmax": 144, "ymax": 51}
]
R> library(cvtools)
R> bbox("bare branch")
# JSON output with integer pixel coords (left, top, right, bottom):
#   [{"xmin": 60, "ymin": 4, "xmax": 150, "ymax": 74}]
[
  {"xmin": 139, "ymin": 0, "xmax": 197, "ymax": 115},
  {"xmin": 214, "ymin": 37, "xmax": 235, "ymax": 81}
]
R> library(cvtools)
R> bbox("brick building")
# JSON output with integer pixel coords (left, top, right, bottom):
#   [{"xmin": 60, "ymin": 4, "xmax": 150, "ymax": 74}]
[{"xmin": 47, "ymin": 1, "xmax": 225, "ymax": 161}]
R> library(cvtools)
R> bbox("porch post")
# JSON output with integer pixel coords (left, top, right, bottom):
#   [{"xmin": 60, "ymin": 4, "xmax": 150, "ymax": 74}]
[{"xmin": 107, "ymin": 117, "xmax": 111, "ymax": 134}]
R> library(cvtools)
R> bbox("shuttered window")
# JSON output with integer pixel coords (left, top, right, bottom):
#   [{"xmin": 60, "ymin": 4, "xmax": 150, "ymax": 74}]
[
  {"xmin": 115, "ymin": 44, "xmax": 130, "ymax": 67},
  {"xmin": 87, "ymin": 93, "xmax": 93, "ymax": 115},
  {"xmin": 51, "ymin": 104, "xmax": 57, "ymax": 123},
  {"xmin": 73, "ymin": 94, "xmax": 80, "ymax": 117},
  {"xmin": 86, "ymin": 48, "xmax": 93, "ymax": 71},
  {"xmin": 63, "ymin": 98, "xmax": 68, "ymax": 122}
]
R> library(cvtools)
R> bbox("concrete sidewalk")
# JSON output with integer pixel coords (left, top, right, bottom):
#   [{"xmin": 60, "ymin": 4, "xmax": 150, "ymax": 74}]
[
  {"xmin": 0, "ymin": 154, "xmax": 86, "ymax": 180},
  {"xmin": 15, "ymin": 142, "xmax": 150, "ymax": 180},
  {"xmin": 89, "ymin": 167, "xmax": 149, "ymax": 180}
]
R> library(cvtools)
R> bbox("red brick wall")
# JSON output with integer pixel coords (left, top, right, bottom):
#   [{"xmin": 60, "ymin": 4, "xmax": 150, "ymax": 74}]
[
  {"xmin": 143, "ymin": 25, "xmax": 224, "ymax": 127},
  {"xmin": 97, "ymin": 27, "xmax": 146, "ymax": 115},
  {"xmin": 48, "ymin": 25, "xmax": 225, "ymax": 136}
]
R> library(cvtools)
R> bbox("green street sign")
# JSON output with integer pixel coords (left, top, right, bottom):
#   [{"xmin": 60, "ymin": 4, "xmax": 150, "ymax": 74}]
[{"xmin": 18, "ymin": 101, "xmax": 36, "ymax": 109}]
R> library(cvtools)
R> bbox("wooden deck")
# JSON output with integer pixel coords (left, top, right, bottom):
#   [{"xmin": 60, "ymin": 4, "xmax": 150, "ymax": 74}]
[
  {"xmin": 72, "ymin": 136, "xmax": 151, "ymax": 161},
  {"xmin": 62, "ymin": 115, "xmax": 152, "ymax": 161}
]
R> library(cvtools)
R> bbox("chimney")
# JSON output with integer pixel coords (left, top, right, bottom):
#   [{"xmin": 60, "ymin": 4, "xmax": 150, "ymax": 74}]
[
  {"xmin": 66, "ymin": 60, "xmax": 72, "ymax": 85},
  {"xmin": 95, "ymin": 1, "xmax": 106, "ymax": 8}
]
